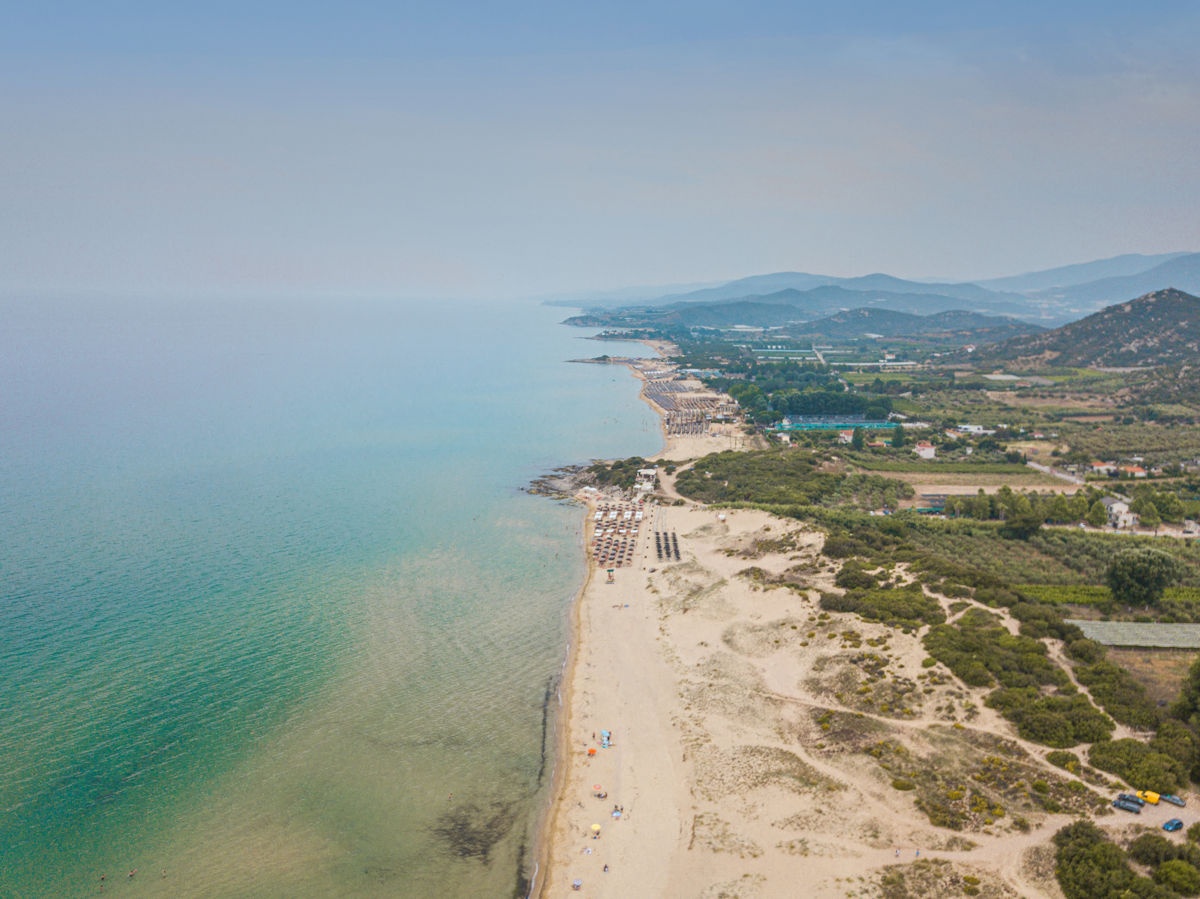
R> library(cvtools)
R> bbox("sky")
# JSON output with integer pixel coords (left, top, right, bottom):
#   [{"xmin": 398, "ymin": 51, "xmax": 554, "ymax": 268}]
[{"xmin": 2, "ymin": 1, "xmax": 1198, "ymax": 300}]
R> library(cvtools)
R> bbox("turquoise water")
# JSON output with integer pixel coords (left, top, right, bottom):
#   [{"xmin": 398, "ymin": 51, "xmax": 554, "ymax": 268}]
[{"xmin": 0, "ymin": 297, "xmax": 659, "ymax": 897}]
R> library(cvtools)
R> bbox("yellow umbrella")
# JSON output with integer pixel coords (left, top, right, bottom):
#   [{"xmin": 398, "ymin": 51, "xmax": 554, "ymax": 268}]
[{"xmin": 591, "ymin": 824, "xmax": 601, "ymax": 833}]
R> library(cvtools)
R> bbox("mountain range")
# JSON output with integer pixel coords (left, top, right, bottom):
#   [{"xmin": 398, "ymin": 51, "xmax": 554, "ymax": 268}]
[
  {"xmin": 1024, "ymin": 253, "xmax": 1200, "ymax": 309},
  {"xmin": 563, "ymin": 251, "xmax": 1200, "ymax": 326},
  {"xmin": 653, "ymin": 271, "xmax": 1009, "ymax": 307},
  {"xmin": 973, "ymin": 252, "xmax": 1190, "ymax": 293}
]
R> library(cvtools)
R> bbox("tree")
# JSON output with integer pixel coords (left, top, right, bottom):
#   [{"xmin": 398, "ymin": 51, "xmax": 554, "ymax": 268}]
[
  {"xmin": 1140, "ymin": 502, "xmax": 1162, "ymax": 533},
  {"xmin": 1107, "ymin": 548, "xmax": 1183, "ymax": 608},
  {"xmin": 1000, "ymin": 495, "xmax": 1043, "ymax": 540},
  {"xmin": 1157, "ymin": 492, "xmax": 1187, "ymax": 524},
  {"xmin": 1001, "ymin": 509, "xmax": 1044, "ymax": 540},
  {"xmin": 1048, "ymin": 494, "xmax": 1071, "ymax": 523},
  {"xmin": 1087, "ymin": 500, "xmax": 1108, "ymax": 529},
  {"xmin": 891, "ymin": 424, "xmax": 906, "ymax": 447},
  {"xmin": 851, "ymin": 427, "xmax": 865, "ymax": 450}
]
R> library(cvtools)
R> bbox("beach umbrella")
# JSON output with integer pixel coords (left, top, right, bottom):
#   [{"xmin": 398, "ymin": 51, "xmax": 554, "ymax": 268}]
[
  {"xmin": 593, "ymin": 784, "xmax": 602, "ymax": 791},
  {"xmin": 591, "ymin": 824, "xmax": 601, "ymax": 833}
]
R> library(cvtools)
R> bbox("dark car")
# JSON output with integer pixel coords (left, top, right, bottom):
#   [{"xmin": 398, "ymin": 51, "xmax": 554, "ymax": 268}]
[
  {"xmin": 1113, "ymin": 798, "xmax": 1142, "ymax": 814},
  {"xmin": 1162, "ymin": 794, "xmax": 1188, "ymax": 808},
  {"xmin": 1118, "ymin": 793, "xmax": 1146, "ymax": 806},
  {"xmin": 1164, "ymin": 818, "xmax": 1184, "ymax": 832}
]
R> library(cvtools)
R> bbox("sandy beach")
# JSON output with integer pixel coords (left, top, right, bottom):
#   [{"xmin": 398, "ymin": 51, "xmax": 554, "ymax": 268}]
[{"xmin": 534, "ymin": 358, "xmax": 1116, "ymax": 898}]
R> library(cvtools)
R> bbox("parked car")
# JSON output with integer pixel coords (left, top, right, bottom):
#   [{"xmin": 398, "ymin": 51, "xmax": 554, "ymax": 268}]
[
  {"xmin": 1113, "ymin": 799, "xmax": 1142, "ymax": 814},
  {"xmin": 1137, "ymin": 790, "xmax": 1162, "ymax": 805},
  {"xmin": 1119, "ymin": 793, "xmax": 1146, "ymax": 806},
  {"xmin": 1164, "ymin": 818, "xmax": 1184, "ymax": 832},
  {"xmin": 1162, "ymin": 794, "xmax": 1187, "ymax": 808}
]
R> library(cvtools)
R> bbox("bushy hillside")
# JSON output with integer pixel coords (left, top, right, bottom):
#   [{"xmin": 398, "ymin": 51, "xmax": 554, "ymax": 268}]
[
  {"xmin": 972, "ymin": 288, "xmax": 1200, "ymax": 368},
  {"xmin": 791, "ymin": 307, "xmax": 1040, "ymax": 341}
]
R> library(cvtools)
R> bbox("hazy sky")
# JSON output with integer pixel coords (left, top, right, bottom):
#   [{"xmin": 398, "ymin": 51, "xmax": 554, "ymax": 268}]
[{"xmin": 3, "ymin": 1, "xmax": 1198, "ymax": 299}]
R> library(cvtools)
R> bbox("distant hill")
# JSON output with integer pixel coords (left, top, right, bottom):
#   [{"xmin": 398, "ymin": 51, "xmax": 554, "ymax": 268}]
[
  {"xmin": 565, "ymin": 281, "xmax": 1034, "ymax": 329},
  {"xmin": 968, "ymin": 288, "xmax": 1200, "ymax": 368},
  {"xmin": 924, "ymin": 310, "xmax": 1044, "ymax": 343},
  {"xmin": 791, "ymin": 307, "xmax": 1041, "ymax": 342},
  {"xmin": 1028, "ymin": 253, "xmax": 1200, "ymax": 310},
  {"xmin": 651, "ymin": 270, "xmax": 1019, "ymax": 308},
  {"xmin": 830, "ymin": 273, "xmax": 1002, "ymax": 304},
  {"xmin": 661, "ymin": 301, "xmax": 811, "ymax": 328},
  {"xmin": 651, "ymin": 272, "xmax": 842, "ymax": 305},
  {"xmin": 662, "ymin": 285, "xmax": 985, "ymax": 315},
  {"xmin": 975, "ymin": 252, "xmax": 1190, "ymax": 293}
]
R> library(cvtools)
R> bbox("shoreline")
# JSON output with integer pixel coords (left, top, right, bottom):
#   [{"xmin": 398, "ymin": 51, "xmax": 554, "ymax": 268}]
[
  {"xmin": 533, "ymin": 340, "xmax": 742, "ymax": 897},
  {"xmin": 531, "ymin": 339, "xmax": 671, "ymax": 898},
  {"xmin": 528, "ymin": 515, "xmax": 596, "ymax": 899}
]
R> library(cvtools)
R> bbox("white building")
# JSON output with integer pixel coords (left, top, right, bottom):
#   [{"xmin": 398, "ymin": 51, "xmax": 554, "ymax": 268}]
[
  {"xmin": 913, "ymin": 441, "xmax": 936, "ymax": 460},
  {"xmin": 1101, "ymin": 497, "xmax": 1138, "ymax": 529},
  {"xmin": 635, "ymin": 468, "xmax": 658, "ymax": 492}
]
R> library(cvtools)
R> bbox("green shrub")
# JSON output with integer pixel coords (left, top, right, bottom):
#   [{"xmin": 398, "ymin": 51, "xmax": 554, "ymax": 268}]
[
  {"xmin": 1046, "ymin": 750, "xmax": 1080, "ymax": 771},
  {"xmin": 924, "ymin": 609, "xmax": 1068, "ymax": 691},
  {"xmin": 1064, "ymin": 638, "xmax": 1106, "ymax": 664},
  {"xmin": 820, "ymin": 585, "xmax": 945, "ymax": 628},
  {"xmin": 1151, "ymin": 720, "xmax": 1200, "ymax": 776},
  {"xmin": 975, "ymin": 586, "xmax": 1022, "ymax": 607},
  {"xmin": 1087, "ymin": 739, "xmax": 1186, "ymax": 793},
  {"xmin": 1010, "ymin": 602, "xmax": 1082, "ymax": 641},
  {"xmin": 1155, "ymin": 859, "xmax": 1200, "ymax": 896},
  {"xmin": 1074, "ymin": 660, "xmax": 1160, "ymax": 730},
  {"xmin": 1130, "ymin": 833, "xmax": 1178, "ymax": 866},
  {"xmin": 835, "ymin": 561, "xmax": 878, "ymax": 590},
  {"xmin": 1053, "ymin": 821, "xmax": 1136, "ymax": 899},
  {"xmin": 821, "ymin": 533, "xmax": 871, "ymax": 559},
  {"xmin": 988, "ymin": 689, "xmax": 1113, "ymax": 748}
]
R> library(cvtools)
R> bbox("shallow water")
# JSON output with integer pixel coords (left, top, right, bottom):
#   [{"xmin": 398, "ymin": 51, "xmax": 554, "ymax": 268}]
[{"xmin": 0, "ymin": 296, "xmax": 659, "ymax": 897}]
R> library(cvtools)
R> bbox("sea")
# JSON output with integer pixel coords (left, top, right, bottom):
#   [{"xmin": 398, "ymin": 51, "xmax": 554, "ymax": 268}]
[{"xmin": 0, "ymin": 296, "xmax": 661, "ymax": 898}]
